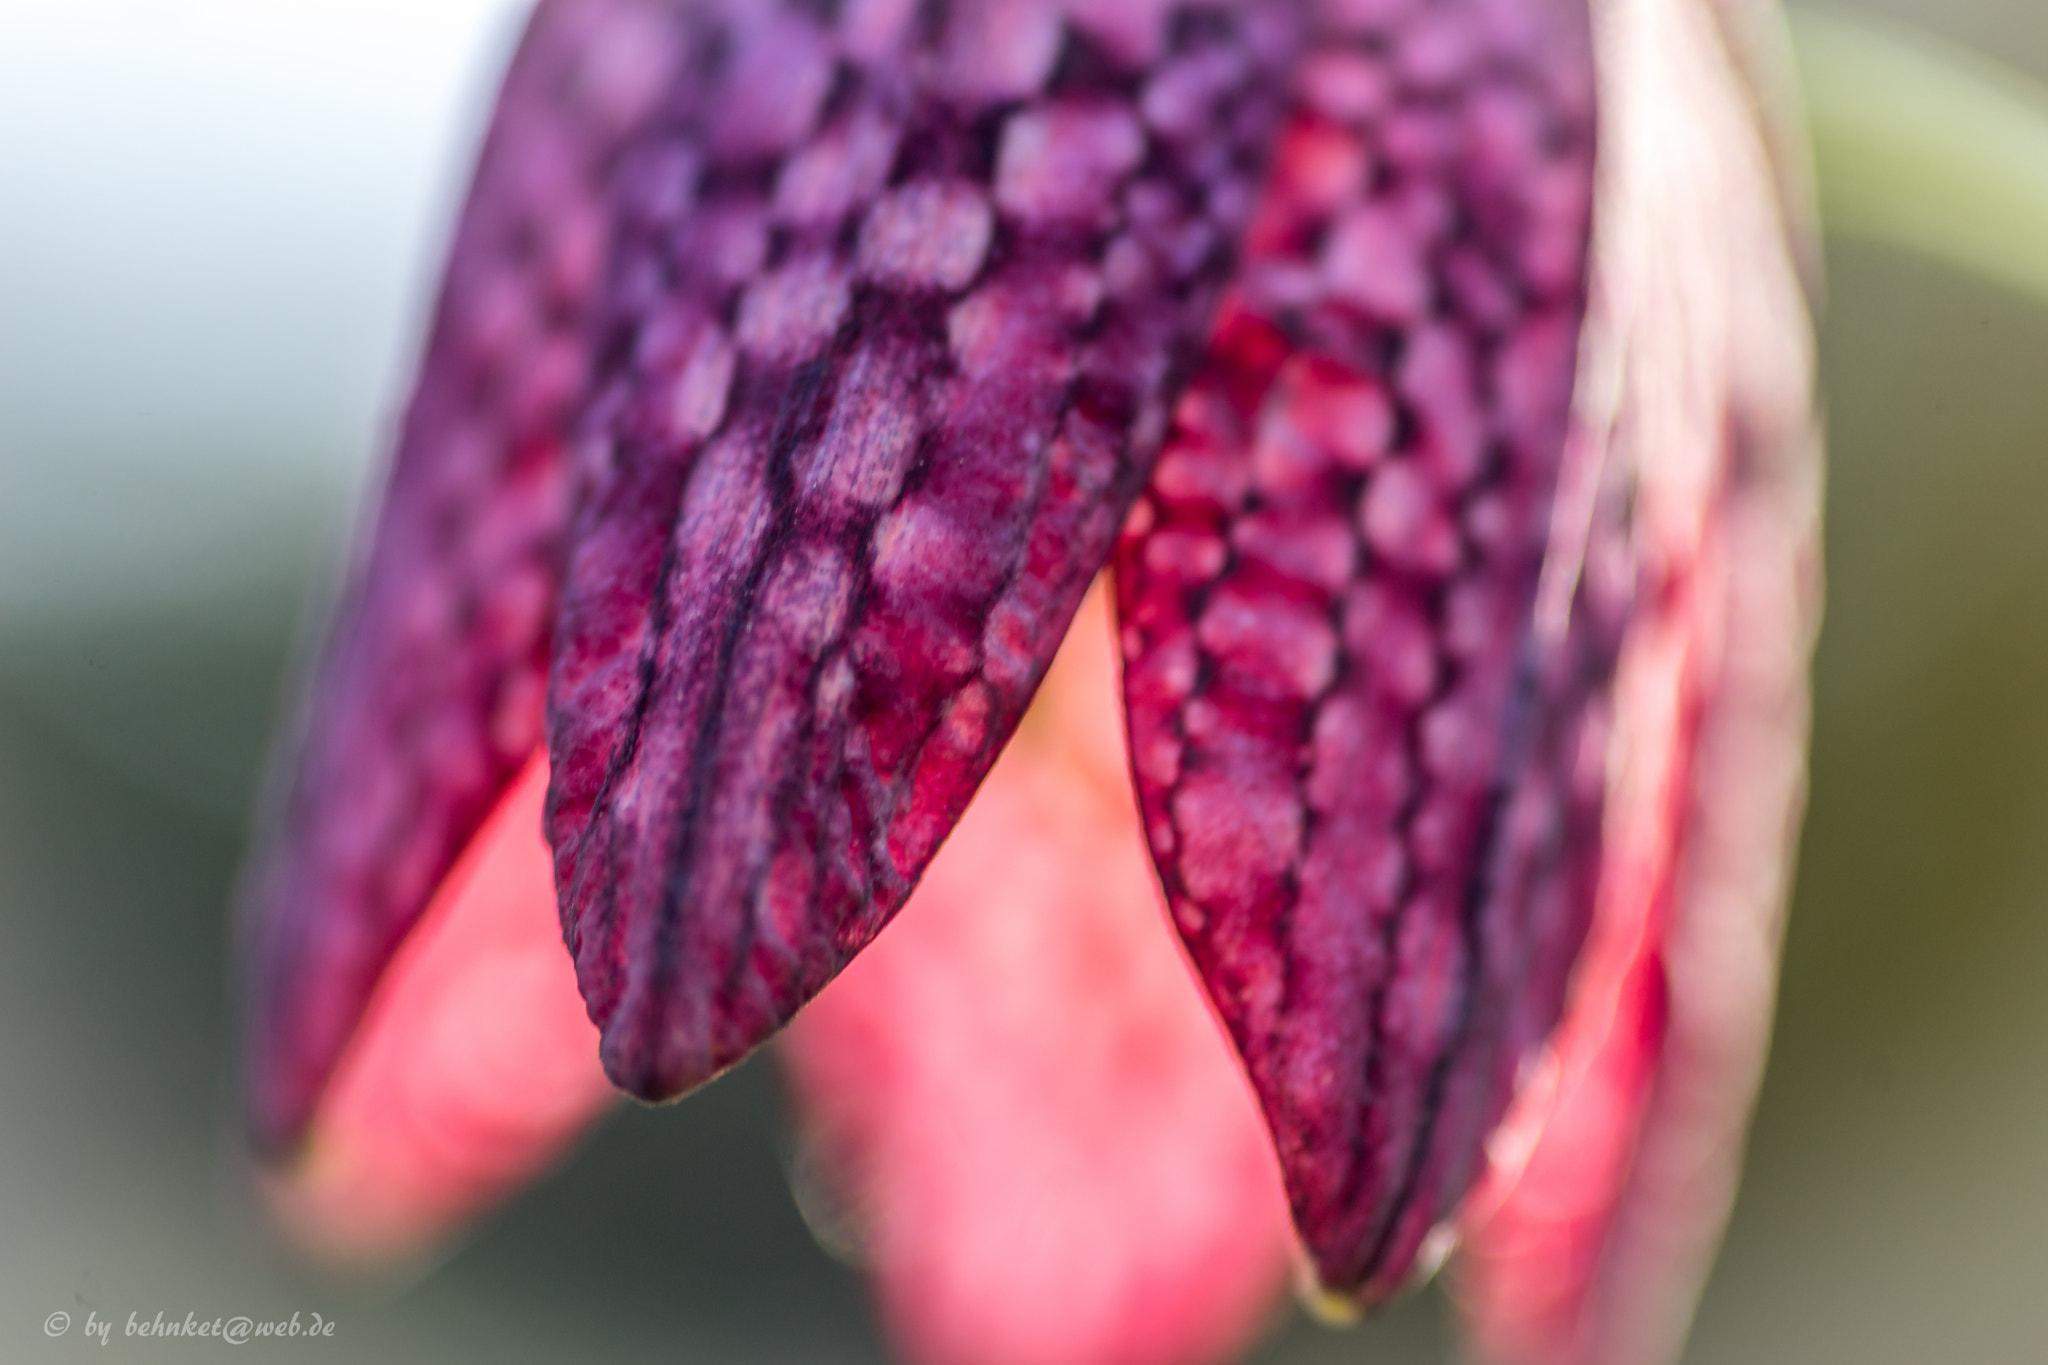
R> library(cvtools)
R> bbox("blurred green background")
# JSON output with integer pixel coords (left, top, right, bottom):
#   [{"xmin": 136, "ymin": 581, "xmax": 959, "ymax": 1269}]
[{"xmin": 2, "ymin": 1, "xmax": 2045, "ymax": 1360}]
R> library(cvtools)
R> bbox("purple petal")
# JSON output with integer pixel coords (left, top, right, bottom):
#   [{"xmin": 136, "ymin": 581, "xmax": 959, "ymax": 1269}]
[
  {"xmin": 1115, "ymin": 0, "xmax": 1615, "ymax": 1302},
  {"xmin": 544, "ymin": 0, "xmax": 1303, "ymax": 1100},
  {"xmin": 240, "ymin": 0, "xmax": 686, "ymax": 1152}
]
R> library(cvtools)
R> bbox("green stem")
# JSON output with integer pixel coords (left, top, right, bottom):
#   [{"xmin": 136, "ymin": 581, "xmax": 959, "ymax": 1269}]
[{"xmin": 1791, "ymin": 5, "xmax": 2048, "ymax": 306}]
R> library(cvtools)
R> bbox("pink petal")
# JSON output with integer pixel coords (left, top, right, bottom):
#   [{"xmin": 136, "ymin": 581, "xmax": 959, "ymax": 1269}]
[
  {"xmin": 1452, "ymin": 2, "xmax": 1821, "ymax": 1360},
  {"xmin": 781, "ymin": 589, "xmax": 1296, "ymax": 1365},
  {"xmin": 265, "ymin": 754, "xmax": 615, "ymax": 1264}
]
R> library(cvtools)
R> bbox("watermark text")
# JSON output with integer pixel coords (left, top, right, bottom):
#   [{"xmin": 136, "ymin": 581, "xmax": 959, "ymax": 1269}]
[{"xmin": 44, "ymin": 1309, "xmax": 336, "ymax": 1345}]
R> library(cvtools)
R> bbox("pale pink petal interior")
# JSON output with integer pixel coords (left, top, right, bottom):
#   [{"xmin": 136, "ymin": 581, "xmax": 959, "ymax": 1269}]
[
  {"xmin": 782, "ymin": 590, "xmax": 1296, "ymax": 1365},
  {"xmin": 266, "ymin": 752, "xmax": 615, "ymax": 1264}
]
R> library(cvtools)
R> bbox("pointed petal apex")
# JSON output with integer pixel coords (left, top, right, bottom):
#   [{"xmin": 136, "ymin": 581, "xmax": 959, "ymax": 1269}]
[
  {"xmin": 1118, "ymin": 0, "xmax": 1609, "ymax": 1302},
  {"xmin": 543, "ymin": 0, "xmax": 1305, "ymax": 1102},
  {"xmin": 240, "ymin": 0, "xmax": 686, "ymax": 1151}
]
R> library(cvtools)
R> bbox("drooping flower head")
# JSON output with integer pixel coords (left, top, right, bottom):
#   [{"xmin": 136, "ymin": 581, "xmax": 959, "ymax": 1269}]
[{"xmin": 237, "ymin": 2, "xmax": 1819, "ymax": 1363}]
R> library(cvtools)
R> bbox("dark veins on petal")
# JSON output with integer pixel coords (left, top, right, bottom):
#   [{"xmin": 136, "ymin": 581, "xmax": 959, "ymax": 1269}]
[
  {"xmin": 545, "ymin": 0, "xmax": 1304, "ymax": 1101},
  {"xmin": 1115, "ymin": 0, "xmax": 1628, "ymax": 1301},
  {"xmin": 241, "ymin": 0, "xmax": 687, "ymax": 1152}
]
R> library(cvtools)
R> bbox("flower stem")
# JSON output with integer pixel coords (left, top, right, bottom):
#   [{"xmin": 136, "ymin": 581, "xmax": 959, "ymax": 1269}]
[{"xmin": 1791, "ymin": 5, "xmax": 2048, "ymax": 307}]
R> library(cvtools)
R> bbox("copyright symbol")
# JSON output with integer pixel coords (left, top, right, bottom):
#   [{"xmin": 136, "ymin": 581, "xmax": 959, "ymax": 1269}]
[
  {"xmin": 224, "ymin": 1317, "xmax": 254, "ymax": 1345},
  {"xmin": 43, "ymin": 1311, "xmax": 70, "ymax": 1337}
]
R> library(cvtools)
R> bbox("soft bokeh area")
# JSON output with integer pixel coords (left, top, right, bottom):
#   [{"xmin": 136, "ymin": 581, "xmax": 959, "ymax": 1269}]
[{"xmin": 3, "ymin": 1, "xmax": 2045, "ymax": 1360}]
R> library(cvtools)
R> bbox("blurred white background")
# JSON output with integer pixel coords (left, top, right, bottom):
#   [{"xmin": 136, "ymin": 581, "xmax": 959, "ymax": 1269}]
[{"xmin": 1, "ymin": 0, "xmax": 524, "ymax": 617}]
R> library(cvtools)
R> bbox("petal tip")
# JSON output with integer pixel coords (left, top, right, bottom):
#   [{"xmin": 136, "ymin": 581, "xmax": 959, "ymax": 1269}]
[{"xmin": 1295, "ymin": 1272, "xmax": 1365, "ymax": 1329}]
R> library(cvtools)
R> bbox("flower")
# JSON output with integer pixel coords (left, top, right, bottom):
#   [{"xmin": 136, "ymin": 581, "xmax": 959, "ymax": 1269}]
[{"xmin": 237, "ymin": 2, "xmax": 1820, "ymax": 1364}]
